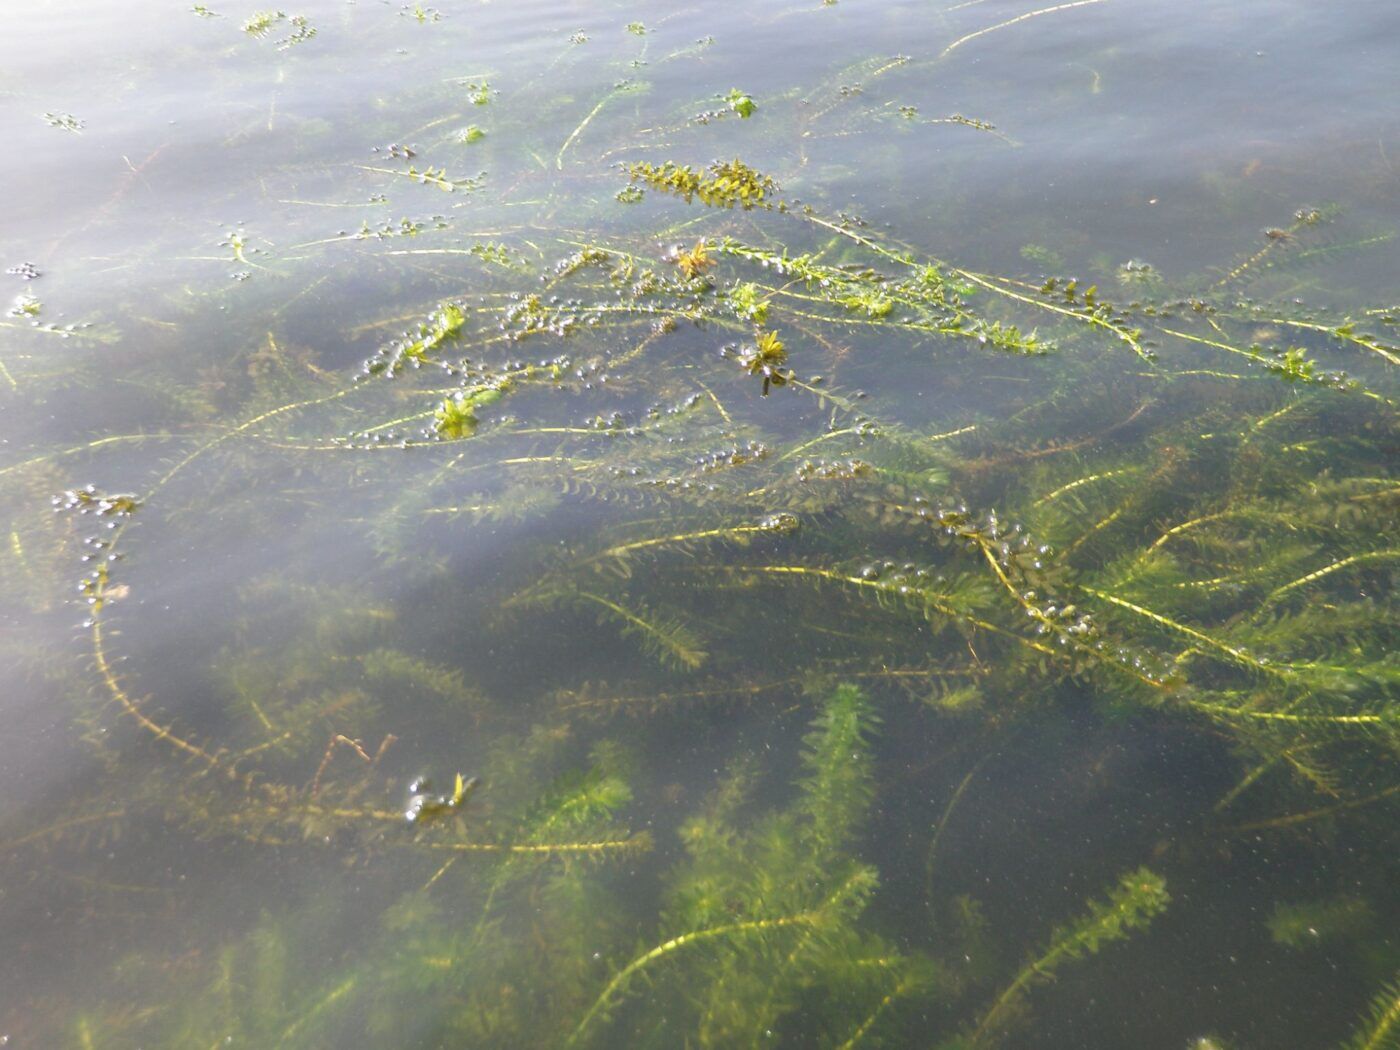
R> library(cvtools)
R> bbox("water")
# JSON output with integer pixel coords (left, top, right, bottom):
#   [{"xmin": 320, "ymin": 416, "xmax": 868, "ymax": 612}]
[{"xmin": 2, "ymin": 2, "xmax": 1397, "ymax": 1047}]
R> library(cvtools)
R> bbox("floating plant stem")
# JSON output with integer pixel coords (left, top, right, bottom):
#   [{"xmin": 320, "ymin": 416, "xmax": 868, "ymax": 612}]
[{"xmin": 940, "ymin": 0, "xmax": 1112, "ymax": 61}]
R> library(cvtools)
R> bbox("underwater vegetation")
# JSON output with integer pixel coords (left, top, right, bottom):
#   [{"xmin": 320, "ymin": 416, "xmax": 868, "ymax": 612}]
[{"xmin": 0, "ymin": 1, "xmax": 1397, "ymax": 1047}]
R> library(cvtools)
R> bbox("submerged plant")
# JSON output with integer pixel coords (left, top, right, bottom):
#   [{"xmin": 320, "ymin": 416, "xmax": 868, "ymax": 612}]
[
  {"xmin": 1340, "ymin": 975, "xmax": 1400, "ymax": 1050},
  {"xmin": 628, "ymin": 158, "xmax": 781, "ymax": 209},
  {"xmin": 969, "ymin": 868, "xmax": 1170, "ymax": 1046},
  {"xmin": 569, "ymin": 685, "xmax": 896, "ymax": 1046},
  {"xmin": 732, "ymin": 329, "xmax": 792, "ymax": 394},
  {"xmin": 3, "ymin": 17, "xmax": 1397, "ymax": 1050},
  {"xmin": 723, "ymin": 88, "xmax": 757, "ymax": 118},
  {"xmin": 672, "ymin": 239, "xmax": 716, "ymax": 279},
  {"xmin": 432, "ymin": 381, "xmax": 511, "ymax": 438}
]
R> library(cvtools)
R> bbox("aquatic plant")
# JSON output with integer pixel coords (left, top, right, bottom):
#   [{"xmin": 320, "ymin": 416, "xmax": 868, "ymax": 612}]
[
  {"xmin": 969, "ymin": 867, "xmax": 1170, "ymax": 1046},
  {"xmin": 1340, "ymin": 976, "xmax": 1400, "ymax": 1050},
  {"xmin": 1, "ymin": 11, "xmax": 1396, "ymax": 1048}
]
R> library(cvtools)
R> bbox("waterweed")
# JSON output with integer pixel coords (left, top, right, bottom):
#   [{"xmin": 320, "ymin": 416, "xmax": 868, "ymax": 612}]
[{"xmin": 2, "ymin": 14, "xmax": 1397, "ymax": 1047}]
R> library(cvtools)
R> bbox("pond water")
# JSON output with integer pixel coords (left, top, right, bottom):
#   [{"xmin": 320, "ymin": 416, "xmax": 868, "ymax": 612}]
[{"xmin": 1, "ymin": 1, "xmax": 1397, "ymax": 1047}]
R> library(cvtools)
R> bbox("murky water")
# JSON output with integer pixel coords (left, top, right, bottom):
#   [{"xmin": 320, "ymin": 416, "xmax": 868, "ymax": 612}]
[{"xmin": 2, "ymin": 2, "xmax": 1397, "ymax": 1047}]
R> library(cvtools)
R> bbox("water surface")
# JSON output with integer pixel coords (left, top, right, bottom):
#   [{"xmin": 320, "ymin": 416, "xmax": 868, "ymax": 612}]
[{"xmin": 2, "ymin": 2, "xmax": 1397, "ymax": 1047}]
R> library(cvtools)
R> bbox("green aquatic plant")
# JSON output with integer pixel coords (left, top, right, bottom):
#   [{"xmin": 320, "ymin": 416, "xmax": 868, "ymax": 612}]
[
  {"xmin": 158, "ymin": 913, "xmax": 356, "ymax": 1048},
  {"xmin": 3, "ymin": 19, "xmax": 1398, "ymax": 1049},
  {"xmin": 969, "ymin": 868, "xmax": 1170, "ymax": 1046},
  {"xmin": 53, "ymin": 734, "xmax": 649, "ymax": 1049},
  {"xmin": 432, "ymin": 381, "xmax": 512, "ymax": 438},
  {"xmin": 733, "ymin": 328, "xmax": 792, "ymax": 394},
  {"xmin": 242, "ymin": 10, "xmax": 282, "ymax": 35},
  {"xmin": 1268, "ymin": 895, "xmax": 1374, "ymax": 949},
  {"xmin": 1340, "ymin": 975, "xmax": 1400, "ymax": 1050},
  {"xmin": 628, "ymin": 158, "xmax": 782, "ymax": 209},
  {"xmin": 363, "ymin": 302, "xmax": 465, "ymax": 375},
  {"xmin": 671, "ymin": 239, "xmax": 716, "ymax": 279},
  {"xmin": 356, "ymin": 163, "xmax": 481, "ymax": 192},
  {"xmin": 726, "ymin": 281, "xmax": 770, "ymax": 323},
  {"xmin": 463, "ymin": 79, "xmax": 494, "ymax": 105},
  {"xmin": 240, "ymin": 8, "xmax": 313, "ymax": 45},
  {"xmin": 6, "ymin": 292, "xmax": 41, "ymax": 318},
  {"xmin": 723, "ymin": 88, "xmax": 757, "ymax": 118},
  {"xmin": 568, "ymin": 684, "xmax": 900, "ymax": 1047}
]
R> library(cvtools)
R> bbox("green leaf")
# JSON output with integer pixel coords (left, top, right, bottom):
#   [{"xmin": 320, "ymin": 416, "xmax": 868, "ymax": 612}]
[{"xmin": 725, "ymin": 89, "xmax": 757, "ymax": 119}]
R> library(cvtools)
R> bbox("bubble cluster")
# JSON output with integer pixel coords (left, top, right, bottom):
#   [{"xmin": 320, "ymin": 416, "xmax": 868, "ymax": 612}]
[
  {"xmin": 903, "ymin": 499, "xmax": 1052, "ymax": 572},
  {"xmin": 404, "ymin": 775, "xmax": 480, "ymax": 825},
  {"xmin": 697, "ymin": 441, "xmax": 769, "ymax": 473},
  {"xmin": 371, "ymin": 142, "xmax": 418, "ymax": 159},
  {"xmin": 53, "ymin": 486, "xmax": 141, "ymax": 519},
  {"xmin": 502, "ymin": 293, "xmax": 600, "ymax": 340},
  {"xmin": 795, "ymin": 458, "xmax": 872, "ymax": 481},
  {"xmin": 757, "ymin": 512, "xmax": 800, "ymax": 533}
]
